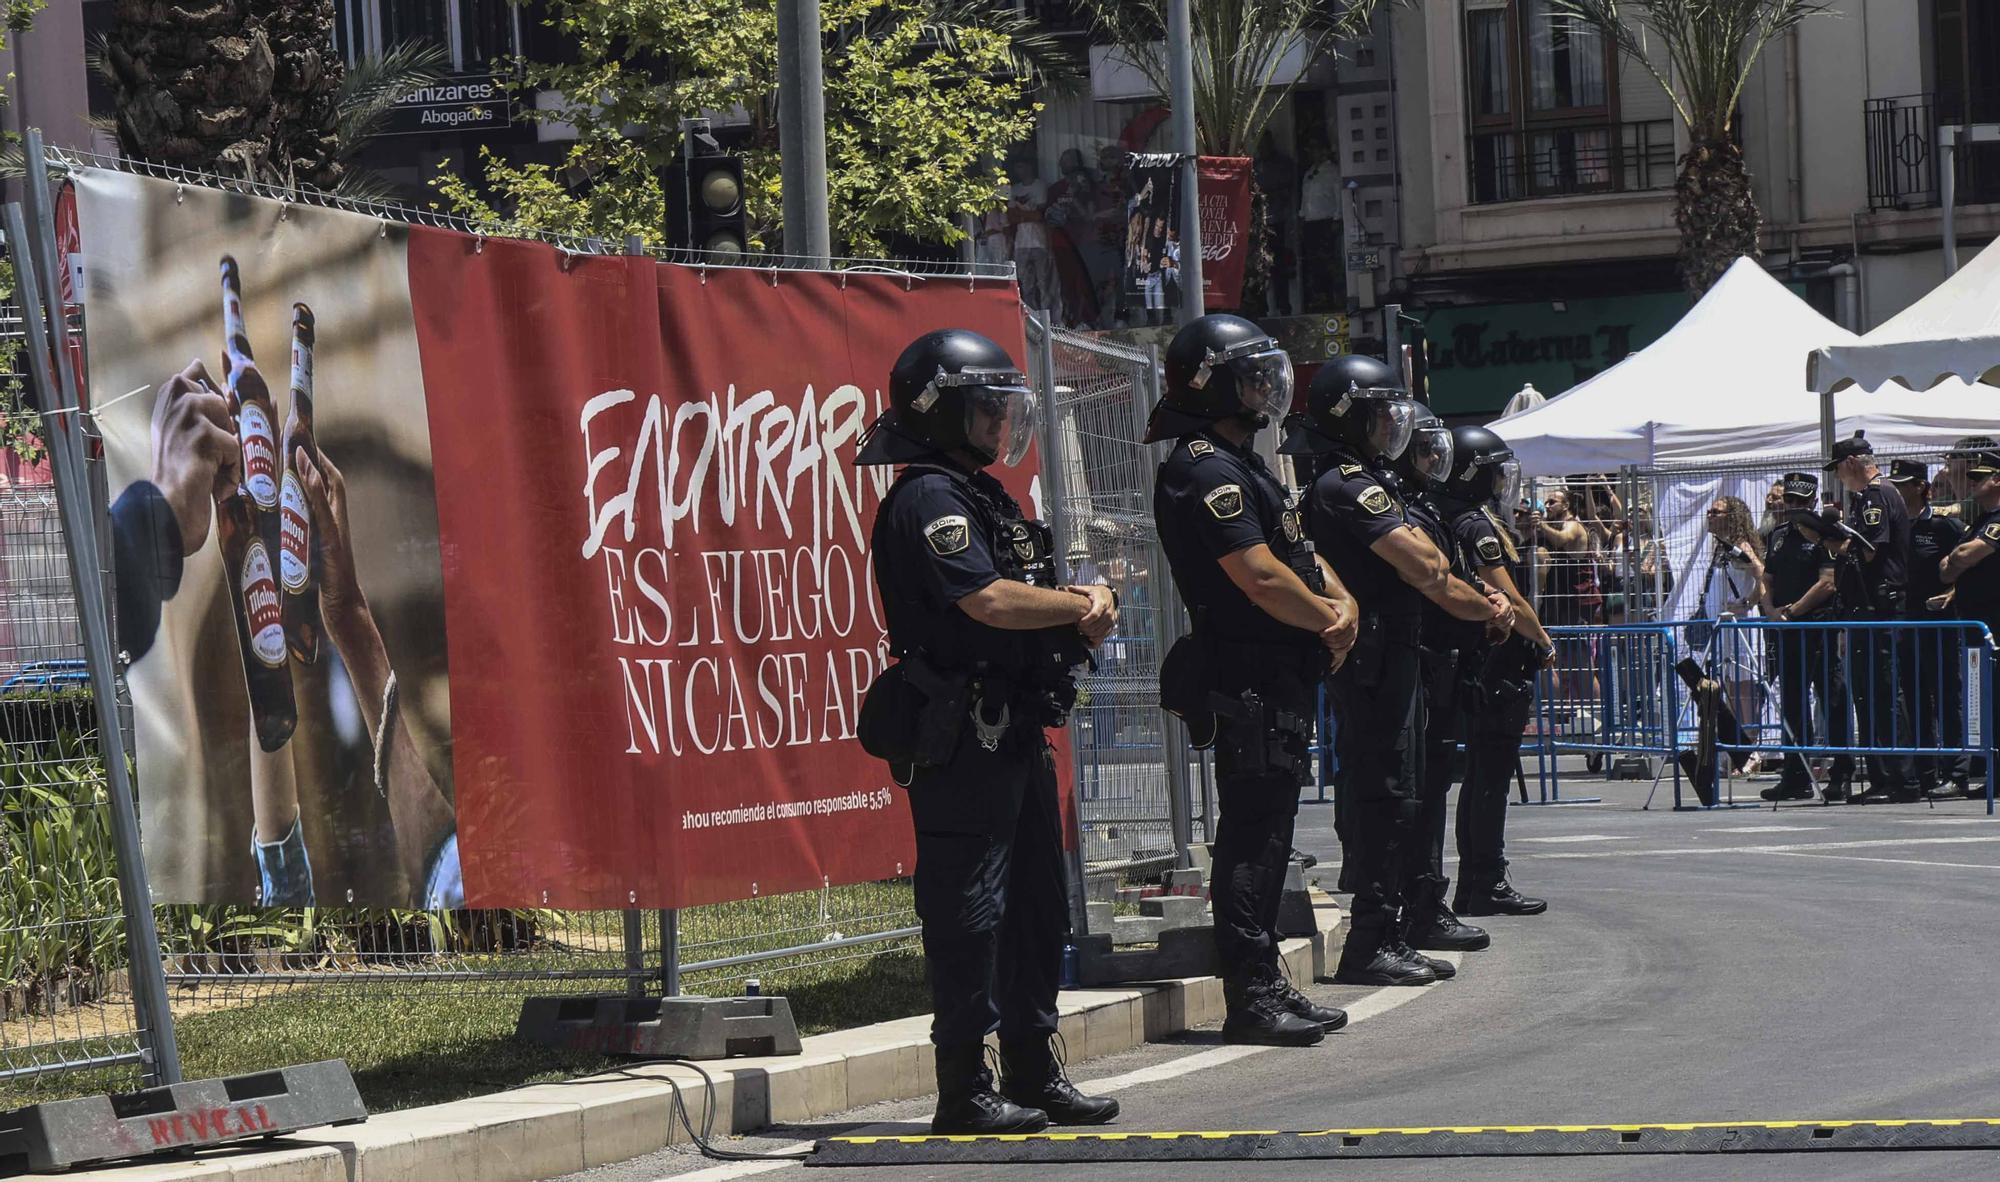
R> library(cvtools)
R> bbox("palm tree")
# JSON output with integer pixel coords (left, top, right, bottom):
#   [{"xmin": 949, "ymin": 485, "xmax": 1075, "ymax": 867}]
[
  {"xmin": 98, "ymin": 1, "xmax": 442, "ymax": 197},
  {"xmin": 1550, "ymin": 0, "xmax": 1830, "ymax": 296}
]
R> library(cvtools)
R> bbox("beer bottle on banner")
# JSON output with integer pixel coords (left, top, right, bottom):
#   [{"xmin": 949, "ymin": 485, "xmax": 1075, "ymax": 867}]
[
  {"xmin": 281, "ymin": 303, "xmax": 321, "ymax": 664},
  {"xmin": 217, "ymin": 256, "xmax": 296, "ymax": 751},
  {"xmin": 215, "ymin": 482, "xmax": 298, "ymax": 751}
]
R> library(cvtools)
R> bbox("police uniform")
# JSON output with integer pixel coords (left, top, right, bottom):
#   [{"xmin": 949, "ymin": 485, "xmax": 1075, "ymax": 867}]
[
  {"xmin": 1405, "ymin": 485, "xmax": 1477, "ymax": 938},
  {"xmin": 1306, "ymin": 447, "xmax": 1424, "ymax": 964},
  {"xmin": 1448, "ymin": 504, "xmax": 1538, "ymax": 895},
  {"xmin": 1956, "ymin": 507, "xmax": 2000, "ymax": 652},
  {"xmin": 1896, "ymin": 460, "xmax": 1972, "ymax": 792},
  {"xmin": 872, "ymin": 461, "xmax": 1067, "ymax": 1053},
  {"xmin": 1155, "ymin": 429, "xmax": 1323, "ymax": 986},
  {"xmin": 1764, "ymin": 491, "xmax": 1847, "ymax": 796},
  {"xmin": 1834, "ymin": 449, "xmax": 1916, "ymax": 795}
]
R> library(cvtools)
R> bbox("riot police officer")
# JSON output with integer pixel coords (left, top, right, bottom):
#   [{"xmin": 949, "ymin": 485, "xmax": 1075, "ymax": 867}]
[
  {"xmin": 1437, "ymin": 427, "xmax": 1554, "ymax": 916},
  {"xmin": 1151, "ymin": 314, "xmax": 1356, "ymax": 1046},
  {"xmin": 858, "ymin": 329, "xmax": 1120, "ymax": 1134},
  {"xmin": 1759, "ymin": 473, "xmax": 1848, "ymax": 802},
  {"xmin": 1390, "ymin": 412, "xmax": 1491, "ymax": 959},
  {"xmin": 1826, "ymin": 431, "xmax": 1917, "ymax": 801},
  {"xmin": 1279, "ymin": 355, "xmax": 1512, "ymax": 986},
  {"xmin": 1940, "ymin": 447, "xmax": 2000, "ymax": 795},
  {"xmin": 1891, "ymin": 459, "xmax": 1973, "ymax": 797}
]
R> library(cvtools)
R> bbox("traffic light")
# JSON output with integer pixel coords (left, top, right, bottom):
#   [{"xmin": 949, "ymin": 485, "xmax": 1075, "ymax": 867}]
[{"xmin": 664, "ymin": 148, "xmax": 748, "ymax": 260}]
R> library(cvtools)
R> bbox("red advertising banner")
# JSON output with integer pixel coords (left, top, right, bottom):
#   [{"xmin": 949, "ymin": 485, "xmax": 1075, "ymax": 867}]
[
  {"xmin": 76, "ymin": 169, "xmax": 1054, "ymax": 910},
  {"xmin": 1198, "ymin": 156, "xmax": 1255, "ymax": 312}
]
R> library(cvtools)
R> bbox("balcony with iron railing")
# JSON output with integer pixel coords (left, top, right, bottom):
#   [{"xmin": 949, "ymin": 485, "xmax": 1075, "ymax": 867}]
[
  {"xmin": 1865, "ymin": 93, "xmax": 2000, "ymax": 211},
  {"xmin": 1468, "ymin": 119, "xmax": 1676, "ymax": 206}
]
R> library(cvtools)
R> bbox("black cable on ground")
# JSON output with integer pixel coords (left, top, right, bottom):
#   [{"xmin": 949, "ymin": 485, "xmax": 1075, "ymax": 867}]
[{"xmin": 605, "ymin": 1061, "xmax": 818, "ymax": 1162}]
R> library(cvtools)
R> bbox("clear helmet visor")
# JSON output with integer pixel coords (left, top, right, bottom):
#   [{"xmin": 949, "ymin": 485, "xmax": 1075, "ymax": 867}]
[
  {"xmin": 1232, "ymin": 348, "xmax": 1295, "ymax": 421},
  {"xmin": 965, "ymin": 383, "xmax": 1038, "ymax": 467},
  {"xmin": 1410, "ymin": 426, "xmax": 1454, "ymax": 487},
  {"xmin": 1369, "ymin": 398, "xmax": 1419, "ymax": 461},
  {"xmin": 1493, "ymin": 458, "xmax": 1524, "ymax": 512}
]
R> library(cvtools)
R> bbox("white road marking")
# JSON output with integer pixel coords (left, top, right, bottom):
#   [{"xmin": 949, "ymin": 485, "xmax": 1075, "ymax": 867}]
[
  {"xmin": 1515, "ymin": 835, "xmax": 1631, "ymax": 844},
  {"xmin": 658, "ymin": 1148, "xmax": 812, "ymax": 1182},
  {"xmin": 1527, "ymin": 834, "xmax": 2000, "ymax": 860},
  {"xmin": 1711, "ymin": 825, "xmax": 1828, "ymax": 833},
  {"xmin": 654, "ymin": 955, "xmax": 1467, "ymax": 1180},
  {"xmin": 1762, "ymin": 851, "xmax": 2000, "ymax": 872}
]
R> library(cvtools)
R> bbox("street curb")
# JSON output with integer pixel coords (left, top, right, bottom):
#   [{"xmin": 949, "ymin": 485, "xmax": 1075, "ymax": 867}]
[{"xmin": 66, "ymin": 897, "xmax": 1341, "ymax": 1182}]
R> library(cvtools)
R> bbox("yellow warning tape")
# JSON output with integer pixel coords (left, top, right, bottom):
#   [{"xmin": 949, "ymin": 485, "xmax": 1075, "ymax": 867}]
[{"xmin": 830, "ymin": 1118, "xmax": 2000, "ymax": 1146}]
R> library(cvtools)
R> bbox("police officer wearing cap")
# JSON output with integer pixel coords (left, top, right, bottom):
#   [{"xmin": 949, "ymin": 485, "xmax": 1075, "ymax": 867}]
[
  {"xmin": 1279, "ymin": 355, "xmax": 1513, "ymax": 987},
  {"xmin": 857, "ymin": 329, "xmax": 1120, "ymax": 1134},
  {"xmin": 1940, "ymin": 447, "xmax": 2000, "ymax": 795},
  {"xmin": 1387, "ymin": 412, "xmax": 1491, "ymax": 965},
  {"xmin": 1891, "ymin": 459, "xmax": 1973, "ymax": 797},
  {"xmin": 1759, "ymin": 473, "xmax": 1849, "ymax": 801},
  {"xmin": 1150, "ymin": 313, "xmax": 1358, "ymax": 1047},
  {"xmin": 1438, "ymin": 426, "xmax": 1555, "ymax": 916},
  {"xmin": 1827, "ymin": 430, "xmax": 1917, "ymax": 800}
]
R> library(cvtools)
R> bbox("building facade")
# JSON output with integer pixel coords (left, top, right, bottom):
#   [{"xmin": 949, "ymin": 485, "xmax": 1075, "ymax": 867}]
[{"xmin": 1389, "ymin": 0, "xmax": 2000, "ymax": 419}]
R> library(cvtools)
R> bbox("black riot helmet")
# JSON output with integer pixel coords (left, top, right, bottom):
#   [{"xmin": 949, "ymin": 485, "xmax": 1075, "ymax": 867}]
[
  {"xmin": 857, "ymin": 329, "xmax": 1038, "ymax": 467},
  {"xmin": 1441, "ymin": 424, "xmax": 1522, "ymax": 510},
  {"xmin": 1278, "ymin": 353, "xmax": 1418, "ymax": 463},
  {"xmin": 1142, "ymin": 314, "xmax": 1295, "ymax": 443},
  {"xmin": 1391, "ymin": 410, "xmax": 1454, "ymax": 492}
]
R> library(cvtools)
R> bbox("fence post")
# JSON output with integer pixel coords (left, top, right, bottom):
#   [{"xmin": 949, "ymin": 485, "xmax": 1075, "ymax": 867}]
[
  {"xmin": 9, "ymin": 164, "xmax": 182, "ymax": 1084},
  {"xmin": 659, "ymin": 909, "xmax": 681, "ymax": 996},
  {"xmin": 622, "ymin": 911, "xmax": 646, "ymax": 998}
]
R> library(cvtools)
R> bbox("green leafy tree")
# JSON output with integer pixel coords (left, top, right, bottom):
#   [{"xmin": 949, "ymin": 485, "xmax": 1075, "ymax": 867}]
[
  {"xmin": 1, "ymin": 0, "xmax": 47, "ymax": 466},
  {"xmin": 1550, "ymin": 0, "xmax": 1830, "ymax": 295},
  {"xmin": 432, "ymin": 0, "xmax": 1069, "ymax": 256}
]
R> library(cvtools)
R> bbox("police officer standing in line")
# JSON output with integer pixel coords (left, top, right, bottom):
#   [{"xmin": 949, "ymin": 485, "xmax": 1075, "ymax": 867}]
[
  {"xmin": 857, "ymin": 329, "xmax": 1120, "ymax": 1134},
  {"xmin": 1280, "ymin": 355, "xmax": 1513, "ymax": 986},
  {"xmin": 1939, "ymin": 447, "xmax": 2000, "ymax": 796},
  {"xmin": 1759, "ymin": 473, "xmax": 1849, "ymax": 802},
  {"xmin": 1150, "ymin": 314, "xmax": 1358, "ymax": 1046},
  {"xmin": 1438, "ymin": 427, "xmax": 1555, "ymax": 917},
  {"xmin": 1387, "ymin": 411, "xmax": 1493, "ymax": 960},
  {"xmin": 1891, "ymin": 459, "xmax": 1973, "ymax": 798},
  {"xmin": 1826, "ymin": 431, "xmax": 1918, "ymax": 802}
]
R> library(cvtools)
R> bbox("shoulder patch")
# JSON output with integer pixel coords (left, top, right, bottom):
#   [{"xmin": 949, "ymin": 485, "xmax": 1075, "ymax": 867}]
[
  {"xmin": 924, "ymin": 515, "xmax": 971, "ymax": 556},
  {"xmin": 1203, "ymin": 484, "xmax": 1245, "ymax": 520},
  {"xmin": 1338, "ymin": 463, "xmax": 1366, "ymax": 477},
  {"xmin": 1188, "ymin": 439, "xmax": 1216, "ymax": 459},
  {"xmin": 1281, "ymin": 509, "xmax": 1303, "ymax": 543},
  {"xmin": 1863, "ymin": 506, "xmax": 1883, "ymax": 527},
  {"xmin": 1359, "ymin": 485, "xmax": 1395, "ymax": 516},
  {"xmin": 1476, "ymin": 535, "xmax": 1504, "ymax": 563},
  {"xmin": 1984, "ymin": 522, "xmax": 2000, "ymax": 543}
]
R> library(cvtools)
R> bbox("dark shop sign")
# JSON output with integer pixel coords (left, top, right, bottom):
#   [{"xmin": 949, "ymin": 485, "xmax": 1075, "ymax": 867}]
[{"xmin": 380, "ymin": 75, "xmax": 513, "ymax": 137}]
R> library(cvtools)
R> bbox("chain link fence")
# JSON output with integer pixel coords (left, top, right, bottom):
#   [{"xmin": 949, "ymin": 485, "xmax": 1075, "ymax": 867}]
[{"xmin": 1029, "ymin": 316, "xmax": 1202, "ymax": 878}]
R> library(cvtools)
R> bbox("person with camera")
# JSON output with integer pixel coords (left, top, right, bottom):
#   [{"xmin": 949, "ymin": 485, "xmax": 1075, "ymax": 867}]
[{"xmin": 857, "ymin": 329, "xmax": 1119, "ymax": 1134}]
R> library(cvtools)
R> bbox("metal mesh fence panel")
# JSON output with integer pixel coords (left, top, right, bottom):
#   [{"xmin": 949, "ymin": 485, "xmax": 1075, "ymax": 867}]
[
  {"xmin": 0, "ymin": 487, "xmax": 147, "ymax": 1091},
  {"xmin": 1031, "ymin": 319, "xmax": 1196, "ymax": 876}
]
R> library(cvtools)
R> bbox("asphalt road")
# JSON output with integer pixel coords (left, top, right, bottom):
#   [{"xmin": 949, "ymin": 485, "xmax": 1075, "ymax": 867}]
[{"xmin": 563, "ymin": 780, "xmax": 2000, "ymax": 1182}]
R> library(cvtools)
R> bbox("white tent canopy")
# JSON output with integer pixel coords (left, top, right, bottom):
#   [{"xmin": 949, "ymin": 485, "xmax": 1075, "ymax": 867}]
[
  {"xmin": 1809, "ymin": 235, "xmax": 2000, "ymax": 394},
  {"xmin": 1491, "ymin": 258, "xmax": 2000, "ymax": 475}
]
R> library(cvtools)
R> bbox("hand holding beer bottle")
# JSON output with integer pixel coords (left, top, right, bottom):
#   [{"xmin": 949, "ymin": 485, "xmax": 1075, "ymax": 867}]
[
  {"xmin": 216, "ymin": 257, "xmax": 298, "ymax": 752},
  {"xmin": 148, "ymin": 359, "xmax": 239, "ymax": 557}
]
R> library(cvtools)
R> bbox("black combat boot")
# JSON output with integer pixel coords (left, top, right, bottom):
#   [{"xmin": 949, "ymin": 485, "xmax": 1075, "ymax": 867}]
[
  {"xmin": 1333, "ymin": 914, "xmax": 1437, "ymax": 986},
  {"xmin": 1391, "ymin": 934, "xmax": 1456, "ymax": 980},
  {"xmin": 1454, "ymin": 877, "xmax": 1548, "ymax": 917},
  {"xmin": 999, "ymin": 1037, "xmax": 1119, "ymax": 1126},
  {"xmin": 1404, "ymin": 879, "xmax": 1490, "ymax": 952},
  {"xmin": 931, "ymin": 1043, "xmax": 1049, "ymax": 1135},
  {"xmin": 1221, "ymin": 973, "xmax": 1326, "ymax": 1046},
  {"xmin": 1262, "ymin": 964, "xmax": 1347, "ymax": 1032}
]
